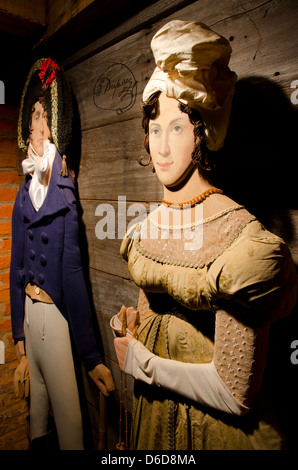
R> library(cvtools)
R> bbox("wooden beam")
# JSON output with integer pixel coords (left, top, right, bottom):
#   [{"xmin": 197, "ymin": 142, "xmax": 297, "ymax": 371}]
[
  {"xmin": 46, "ymin": 0, "xmax": 95, "ymax": 38},
  {"xmin": 62, "ymin": 0, "xmax": 197, "ymax": 69},
  {"xmin": 0, "ymin": 0, "xmax": 46, "ymax": 25},
  {"xmin": 0, "ymin": 0, "xmax": 46, "ymax": 37}
]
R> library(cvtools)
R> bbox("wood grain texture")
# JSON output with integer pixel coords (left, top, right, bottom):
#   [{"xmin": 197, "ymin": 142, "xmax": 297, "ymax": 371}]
[
  {"xmin": 78, "ymin": 120, "xmax": 163, "ymax": 201},
  {"xmin": 80, "ymin": 199, "xmax": 155, "ymax": 277},
  {"xmin": 66, "ymin": 0, "xmax": 298, "ymax": 132},
  {"xmin": 63, "ymin": 0, "xmax": 199, "ymax": 69},
  {"xmin": 89, "ymin": 268, "xmax": 139, "ymax": 316}
]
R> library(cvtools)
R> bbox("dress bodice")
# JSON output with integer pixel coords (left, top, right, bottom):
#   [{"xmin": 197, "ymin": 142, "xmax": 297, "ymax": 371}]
[
  {"xmin": 121, "ymin": 205, "xmax": 297, "ymax": 407},
  {"xmin": 121, "ymin": 206, "xmax": 296, "ymax": 321}
]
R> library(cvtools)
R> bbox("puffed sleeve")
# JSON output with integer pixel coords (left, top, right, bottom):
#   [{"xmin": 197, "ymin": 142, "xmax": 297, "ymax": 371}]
[
  {"xmin": 207, "ymin": 220, "xmax": 297, "ymax": 325},
  {"xmin": 120, "ymin": 223, "xmax": 138, "ymax": 261}
]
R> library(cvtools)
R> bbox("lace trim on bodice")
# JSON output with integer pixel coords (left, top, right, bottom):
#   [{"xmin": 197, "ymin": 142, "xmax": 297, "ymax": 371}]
[{"xmin": 135, "ymin": 206, "xmax": 256, "ymax": 269}]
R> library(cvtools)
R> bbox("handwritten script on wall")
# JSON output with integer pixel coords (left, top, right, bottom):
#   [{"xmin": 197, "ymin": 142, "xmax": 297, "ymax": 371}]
[{"xmin": 93, "ymin": 63, "xmax": 137, "ymax": 114}]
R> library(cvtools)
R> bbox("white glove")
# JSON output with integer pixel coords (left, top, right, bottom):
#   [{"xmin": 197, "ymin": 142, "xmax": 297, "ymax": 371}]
[{"xmin": 124, "ymin": 339, "xmax": 249, "ymax": 416}]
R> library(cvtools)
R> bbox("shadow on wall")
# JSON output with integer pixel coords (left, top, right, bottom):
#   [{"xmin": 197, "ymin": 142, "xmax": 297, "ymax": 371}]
[
  {"xmin": 69, "ymin": 91, "xmax": 124, "ymax": 450},
  {"xmin": 213, "ymin": 76, "xmax": 298, "ymax": 449},
  {"xmin": 213, "ymin": 76, "xmax": 298, "ymax": 236},
  {"xmin": 63, "ymin": 91, "xmax": 113, "ymax": 449}
]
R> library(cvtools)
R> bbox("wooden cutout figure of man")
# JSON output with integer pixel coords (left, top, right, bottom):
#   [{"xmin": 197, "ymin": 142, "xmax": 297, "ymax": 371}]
[{"xmin": 10, "ymin": 58, "xmax": 115, "ymax": 450}]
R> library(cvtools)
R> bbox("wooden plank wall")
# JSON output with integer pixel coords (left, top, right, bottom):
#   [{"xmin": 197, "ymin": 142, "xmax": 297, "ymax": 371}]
[{"xmin": 64, "ymin": 0, "xmax": 298, "ymax": 449}]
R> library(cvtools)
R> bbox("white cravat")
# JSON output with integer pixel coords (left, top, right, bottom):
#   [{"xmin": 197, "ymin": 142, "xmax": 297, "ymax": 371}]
[{"xmin": 22, "ymin": 140, "xmax": 56, "ymax": 211}]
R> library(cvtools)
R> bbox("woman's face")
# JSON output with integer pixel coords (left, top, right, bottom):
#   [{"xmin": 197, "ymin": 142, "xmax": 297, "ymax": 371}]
[
  {"xmin": 149, "ymin": 93, "xmax": 195, "ymax": 188},
  {"xmin": 30, "ymin": 100, "xmax": 51, "ymax": 156}
]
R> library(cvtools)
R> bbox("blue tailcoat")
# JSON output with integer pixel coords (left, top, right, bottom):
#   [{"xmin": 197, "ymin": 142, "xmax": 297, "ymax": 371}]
[{"xmin": 10, "ymin": 151, "xmax": 101, "ymax": 370}]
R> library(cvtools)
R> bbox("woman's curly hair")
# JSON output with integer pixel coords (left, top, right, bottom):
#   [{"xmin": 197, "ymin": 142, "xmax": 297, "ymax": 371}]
[{"xmin": 139, "ymin": 91, "xmax": 215, "ymax": 183}]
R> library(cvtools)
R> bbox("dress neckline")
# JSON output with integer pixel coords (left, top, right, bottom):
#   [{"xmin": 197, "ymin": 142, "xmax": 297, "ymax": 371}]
[
  {"xmin": 132, "ymin": 209, "xmax": 257, "ymax": 270},
  {"xmin": 147, "ymin": 204, "xmax": 245, "ymax": 230}
]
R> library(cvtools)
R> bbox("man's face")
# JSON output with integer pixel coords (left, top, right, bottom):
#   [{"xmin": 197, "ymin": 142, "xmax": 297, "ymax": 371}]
[{"xmin": 30, "ymin": 100, "xmax": 51, "ymax": 156}]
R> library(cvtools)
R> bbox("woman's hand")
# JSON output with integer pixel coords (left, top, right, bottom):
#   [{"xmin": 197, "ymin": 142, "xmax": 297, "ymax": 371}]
[
  {"xmin": 117, "ymin": 305, "xmax": 140, "ymax": 336},
  {"xmin": 88, "ymin": 364, "xmax": 115, "ymax": 397},
  {"xmin": 112, "ymin": 305, "xmax": 140, "ymax": 371},
  {"xmin": 114, "ymin": 336, "xmax": 134, "ymax": 371}
]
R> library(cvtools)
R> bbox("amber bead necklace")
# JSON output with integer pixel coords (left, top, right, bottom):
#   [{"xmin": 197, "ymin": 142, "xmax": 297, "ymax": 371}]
[{"xmin": 162, "ymin": 187, "xmax": 223, "ymax": 209}]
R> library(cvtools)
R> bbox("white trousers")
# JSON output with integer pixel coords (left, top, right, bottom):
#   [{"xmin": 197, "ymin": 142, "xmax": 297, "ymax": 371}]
[{"xmin": 24, "ymin": 295, "xmax": 84, "ymax": 450}]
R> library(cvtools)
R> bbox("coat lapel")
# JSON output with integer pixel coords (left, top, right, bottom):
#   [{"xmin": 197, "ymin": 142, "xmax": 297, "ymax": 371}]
[{"xmin": 22, "ymin": 150, "xmax": 75, "ymax": 227}]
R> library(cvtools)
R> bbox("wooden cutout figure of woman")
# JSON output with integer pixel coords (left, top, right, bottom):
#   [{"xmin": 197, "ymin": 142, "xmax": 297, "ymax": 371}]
[
  {"xmin": 112, "ymin": 21, "xmax": 297, "ymax": 450},
  {"xmin": 10, "ymin": 58, "xmax": 115, "ymax": 450}
]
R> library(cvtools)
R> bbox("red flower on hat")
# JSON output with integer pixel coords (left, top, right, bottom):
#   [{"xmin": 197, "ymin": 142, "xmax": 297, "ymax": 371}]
[{"xmin": 38, "ymin": 58, "xmax": 59, "ymax": 89}]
